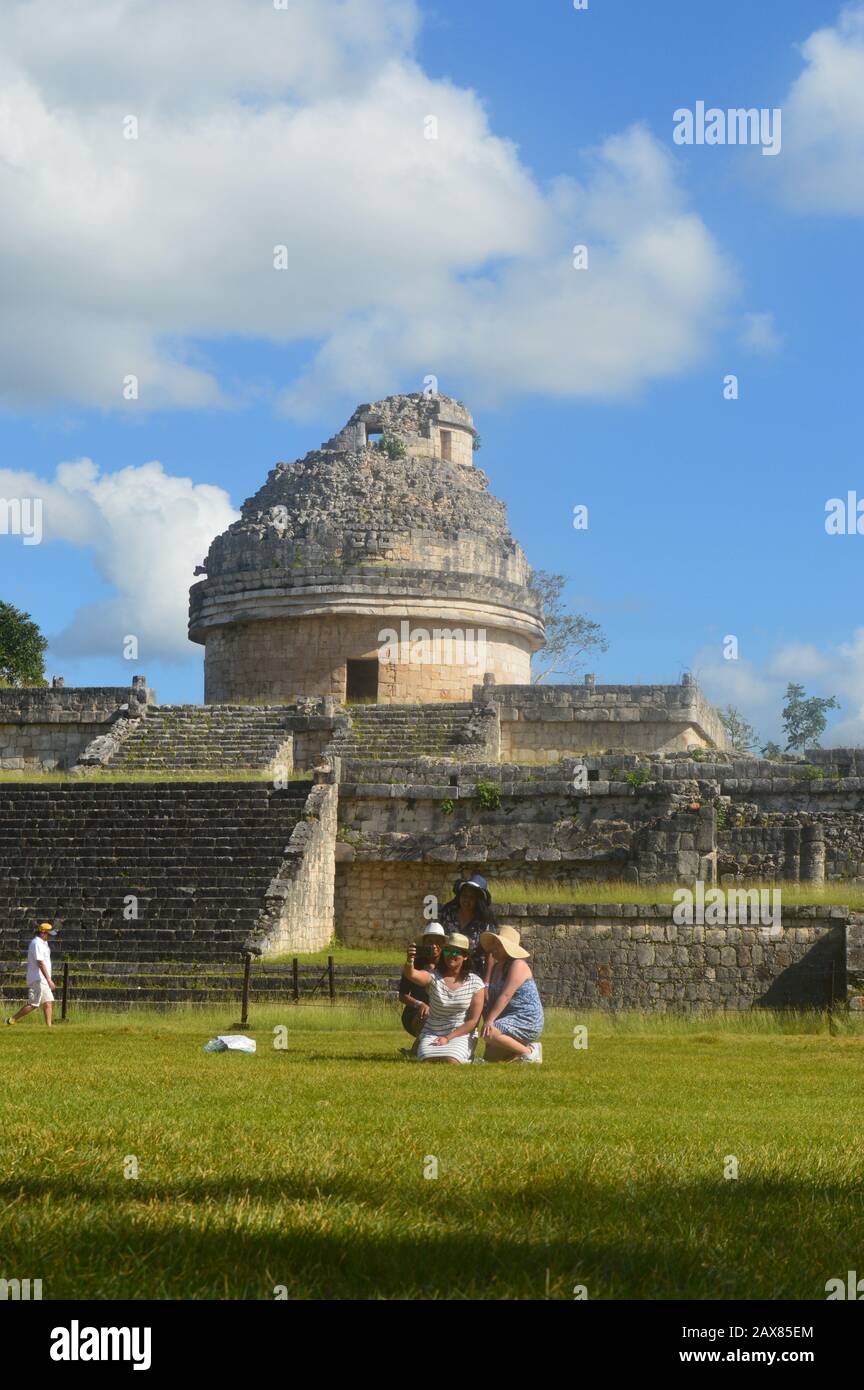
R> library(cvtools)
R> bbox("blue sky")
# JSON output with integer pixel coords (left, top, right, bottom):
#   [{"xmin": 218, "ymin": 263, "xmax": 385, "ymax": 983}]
[{"xmin": 1, "ymin": 0, "xmax": 862, "ymax": 745}]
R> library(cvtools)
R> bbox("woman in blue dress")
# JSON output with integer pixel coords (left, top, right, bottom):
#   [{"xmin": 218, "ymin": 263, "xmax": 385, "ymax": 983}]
[{"xmin": 479, "ymin": 926, "xmax": 544, "ymax": 1063}]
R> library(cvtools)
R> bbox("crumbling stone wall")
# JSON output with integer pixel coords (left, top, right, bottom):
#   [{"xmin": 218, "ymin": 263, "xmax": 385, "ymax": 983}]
[
  {"xmin": 189, "ymin": 395, "xmax": 545, "ymax": 703},
  {"xmin": 718, "ymin": 816, "xmax": 864, "ymax": 883},
  {"xmin": 247, "ymin": 780, "xmax": 338, "ymax": 955},
  {"xmin": 0, "ymin": 684, "xmax": 151, "ymax": 771},
  {"xmin": 846, "ymin": 915, "xmax": 864, "ymax": 1010},
  {"xmin": 336, "ymin": 761, "xmax": 714, "ymax": 900},
  {"xmin": 334, "ymin": 874, "xmax": 845, "ymax": 1010},
  {"xmin": 503, "ymin": 904, "xmax": 845, "ymax": 1012},
  {"xmin": 322, "ymin": 393, "xmax": 477, "ymax": 466},
  {"xmin": 484, "ymin": 679, "xmax": 727, "ymax": 761}
]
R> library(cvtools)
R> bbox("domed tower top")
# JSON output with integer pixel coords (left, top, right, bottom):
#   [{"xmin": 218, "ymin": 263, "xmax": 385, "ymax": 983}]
[
  {"xmin": 322, "ymin": 393, "xmax": 478, "ymax": 467},
  {"xmin": 189, "ymin": 392, "xmax": 545, "ymax": 704}
]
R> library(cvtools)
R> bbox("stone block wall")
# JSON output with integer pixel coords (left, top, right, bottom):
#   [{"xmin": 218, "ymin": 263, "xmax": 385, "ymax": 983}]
[
  {"xmin": 495, "ymin": 904, "xmax": 846, "ymax": 1012},
  {"xmin": 334, "ymin": 876, "xmax": 846, "ymax": 1010},
  {"xmin": 0, "ymin": 685, "xmax": 149, "ymax": 771},
  {"xmin": 334, "ymin": 861, "xmax": 457, "ymax": 946},
  {"xmin": 0, "ymin": 720, "xmax": 108, "ymax": 771},
  {"xmin": 248, "ymin": 781, "xmax": 338, "ymax": 955},
  {"xmin": 203, "ymin": 612, "xmax": 532, "ymax": 704},
  {"xmin": 846, "ymin": 915, "xmax": 864, "ymax": 1010},
  {"xmin": 294, "ymin": 727, "xmax": 334, "ymax": 770},
  {"xmin": 498, "ymin": 717, "xmax": 712, "ymax": 761},
  {"xmin": 482, "ymin": 680, "xmax": 727, "ymax": 760},
  {"xmin": 336, "ymin": 761, "xmax": 712, "ymax": 899}
]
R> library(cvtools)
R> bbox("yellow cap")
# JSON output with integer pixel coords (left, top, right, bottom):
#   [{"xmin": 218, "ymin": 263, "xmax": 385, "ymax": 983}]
[{"xmin": 37, "ymin": 922, "xmax": 53, "ymax": 932}]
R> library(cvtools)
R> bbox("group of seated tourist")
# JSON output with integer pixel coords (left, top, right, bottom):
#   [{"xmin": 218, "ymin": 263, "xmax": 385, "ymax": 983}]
[{"xmin": 397, "ymin": 875, "xmax": 544, "ymax": 1064}]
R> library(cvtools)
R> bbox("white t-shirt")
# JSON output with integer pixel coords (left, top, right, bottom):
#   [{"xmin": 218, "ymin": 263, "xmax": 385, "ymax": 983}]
[{"xmin": 27, "ymin": 936, "xmax": 51, "ymax": 986}]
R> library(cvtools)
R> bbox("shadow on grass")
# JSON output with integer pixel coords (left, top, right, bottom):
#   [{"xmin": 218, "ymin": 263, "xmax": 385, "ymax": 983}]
[{"xmin": 1, "ymin": 1174, "xmax": 861, "ymax": 1299}]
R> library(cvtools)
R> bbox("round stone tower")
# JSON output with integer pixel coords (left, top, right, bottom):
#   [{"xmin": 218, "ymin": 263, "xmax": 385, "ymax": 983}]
[{"xmin": 189, "ymin": 393, "xmax": 545, "ymax": 703}]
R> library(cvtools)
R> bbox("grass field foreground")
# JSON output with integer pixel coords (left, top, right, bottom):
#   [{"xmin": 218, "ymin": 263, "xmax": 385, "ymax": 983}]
[{"xmin": 2, "ymin": 1006, "xmax": 864, "ymax": 1299}]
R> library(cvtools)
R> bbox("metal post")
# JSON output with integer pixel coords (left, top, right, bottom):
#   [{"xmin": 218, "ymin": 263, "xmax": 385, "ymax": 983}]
[
  {"xmin": 61, "ymin": 962, "xmax": 69, "ymax": 1021},
  {"xmin": 328, "ymin": 955, "xmax": 335, "ymax": 1003},
  {"xmin": 292, "ymin": 956, "xmax": 299, "ymax": 1004}
]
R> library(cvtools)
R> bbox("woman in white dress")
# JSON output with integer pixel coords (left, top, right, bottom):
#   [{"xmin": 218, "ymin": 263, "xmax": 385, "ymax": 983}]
[{"xmin": 401, "ymin": 932, "xmax": 485, "ymax": 1064}]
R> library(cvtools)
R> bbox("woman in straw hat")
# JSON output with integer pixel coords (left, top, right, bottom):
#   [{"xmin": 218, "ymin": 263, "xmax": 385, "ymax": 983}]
[
  {"xmin": 479, "ymin": 926, "xmax": 544, "ymax": 1063},
  {"xmin": 402, "ymin": 932, "xmax": 486, "ymax": 1064}
]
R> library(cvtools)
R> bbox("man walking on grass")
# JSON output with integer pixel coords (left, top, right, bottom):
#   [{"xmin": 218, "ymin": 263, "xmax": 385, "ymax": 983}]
[{"xmin": 5, "ymin": 922, "xmax": 57, "ymax": 1028}]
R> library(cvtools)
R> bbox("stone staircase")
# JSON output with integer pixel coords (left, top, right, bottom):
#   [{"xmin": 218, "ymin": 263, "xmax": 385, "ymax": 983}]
[
  {"xmin": 0, "ymin": 782, "xmax": 312, "ymax": 963},
  {"xmin": 105, "ymin": 705, "xmax": 295, "ymax": 771},
  {"xmin": 329, "ymin": 702, "xmax": 485, "ymax": 760}
]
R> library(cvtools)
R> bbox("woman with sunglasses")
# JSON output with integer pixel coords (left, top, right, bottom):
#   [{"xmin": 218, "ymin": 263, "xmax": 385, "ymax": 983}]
[{"xmin": 401, "ymin": 932, "xmax": 485, "ymax": 1064}]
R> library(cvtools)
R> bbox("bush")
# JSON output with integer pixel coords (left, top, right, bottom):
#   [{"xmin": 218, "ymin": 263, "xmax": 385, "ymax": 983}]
[
  {"xmin": 378, "ymin": 437, "xmax": 407, "ymax": 459},
  {"xmin": 475, "ymin": 780, "xmax": 501, "ymax": 810}
]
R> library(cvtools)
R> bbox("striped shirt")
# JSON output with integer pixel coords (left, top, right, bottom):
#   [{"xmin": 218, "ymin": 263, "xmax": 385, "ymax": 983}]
[{"xmin": 416, "ymin": 970, "xmax": 485, "ymax": 1063}]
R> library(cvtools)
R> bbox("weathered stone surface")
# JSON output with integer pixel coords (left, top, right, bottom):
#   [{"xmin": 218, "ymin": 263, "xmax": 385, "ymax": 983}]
[{"xmin": 188, "ymin": 394, "xmax": 545, "ymax": 703}]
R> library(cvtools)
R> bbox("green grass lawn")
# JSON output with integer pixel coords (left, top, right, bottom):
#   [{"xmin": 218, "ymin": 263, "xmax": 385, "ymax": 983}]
[
  {"xmin": 267, "ymin": 942, "xmax": 403, "ymax": 965},
  {"xmin": 2, "ymin": 1006, "xmax": 864, "ymax": 1300},
  {"xmin": 495, "ymin": 878, "xmax": 864, "ymax": 908}
]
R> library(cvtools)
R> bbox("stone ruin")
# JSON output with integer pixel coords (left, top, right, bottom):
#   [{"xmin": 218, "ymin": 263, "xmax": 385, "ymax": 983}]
[{"xmin": 2, "ymin": 393, "xmax": 862, "ymax": 1012}]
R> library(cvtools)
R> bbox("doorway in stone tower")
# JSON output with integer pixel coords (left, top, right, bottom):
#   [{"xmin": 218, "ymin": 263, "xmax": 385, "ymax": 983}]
[{"xmin": 345, "ymin": 658, "xmax": 378, "ymax": 703}]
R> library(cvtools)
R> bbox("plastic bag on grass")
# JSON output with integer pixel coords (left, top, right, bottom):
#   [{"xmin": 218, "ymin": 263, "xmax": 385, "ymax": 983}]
[{"xmin": 203, "ymin": 1034, "xmax": 256, "ymax": 1053}]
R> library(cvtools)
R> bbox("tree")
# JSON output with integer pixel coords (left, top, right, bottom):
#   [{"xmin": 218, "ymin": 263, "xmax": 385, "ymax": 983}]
[
  {"xmin": 718, "ymin": 705, "xmax": 759, "ymax": 753},
  {"xmin": 528, "ymin": 571, "xmax": 608, "ymax": 683},
  {"xmin": 781, "ymin": 682, "xmax": 839, "ymax": 751},
  {"xmin": 761, "ymin": 740, "xmax": 783, "ymax": 760},
  {"xmin": 0, "ymin": 602, "xmax": 48, "ymax": 686}
]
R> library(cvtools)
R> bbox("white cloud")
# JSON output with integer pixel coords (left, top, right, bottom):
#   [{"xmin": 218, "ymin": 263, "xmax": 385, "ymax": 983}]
[
  {"xmin": 0, "ymin": 0, "xmax": 419, "ymax": 108},
  {"xmin": 695, "ymin": 656, "xmax": 777, "ymax": 712},
  {"xmin": 0, "ymin": 459, "xmax": 237, "ymax": 661},
  {"xmin": 279, "ymin": 126, "xmax": 736, "ymax": 416},
  {"xmin": 0, "ymin": 0, "xmax": 735, "ymax": 416},
  {"xmin": 775, "ymin": 4, "xmax": 864, "ymax": 214},
  {"xmin": 739, "ymin": 311, "xmax": 783, "ymax": 354},
  {"xmin": 767, "ymin": 643, "xmax": 832, "ymax": 679},
  {"xmin": 696, "ymin": 629, "xmax": 864, "ymax": 748},
  {"xmin": 819, "ymin": 628, "xmax": 864, "ymax": 743}
]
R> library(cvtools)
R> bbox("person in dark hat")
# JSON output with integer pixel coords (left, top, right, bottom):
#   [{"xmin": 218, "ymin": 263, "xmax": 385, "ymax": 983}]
[{"xmin": 439, "ymin": 874, "xmax": 496, "ymax": 980}]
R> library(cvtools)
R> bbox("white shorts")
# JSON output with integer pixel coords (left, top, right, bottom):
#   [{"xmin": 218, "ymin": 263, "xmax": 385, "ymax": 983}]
[{"xmin": 27, "ymin": 979, "xmax": 54, "ymax": 1006}]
